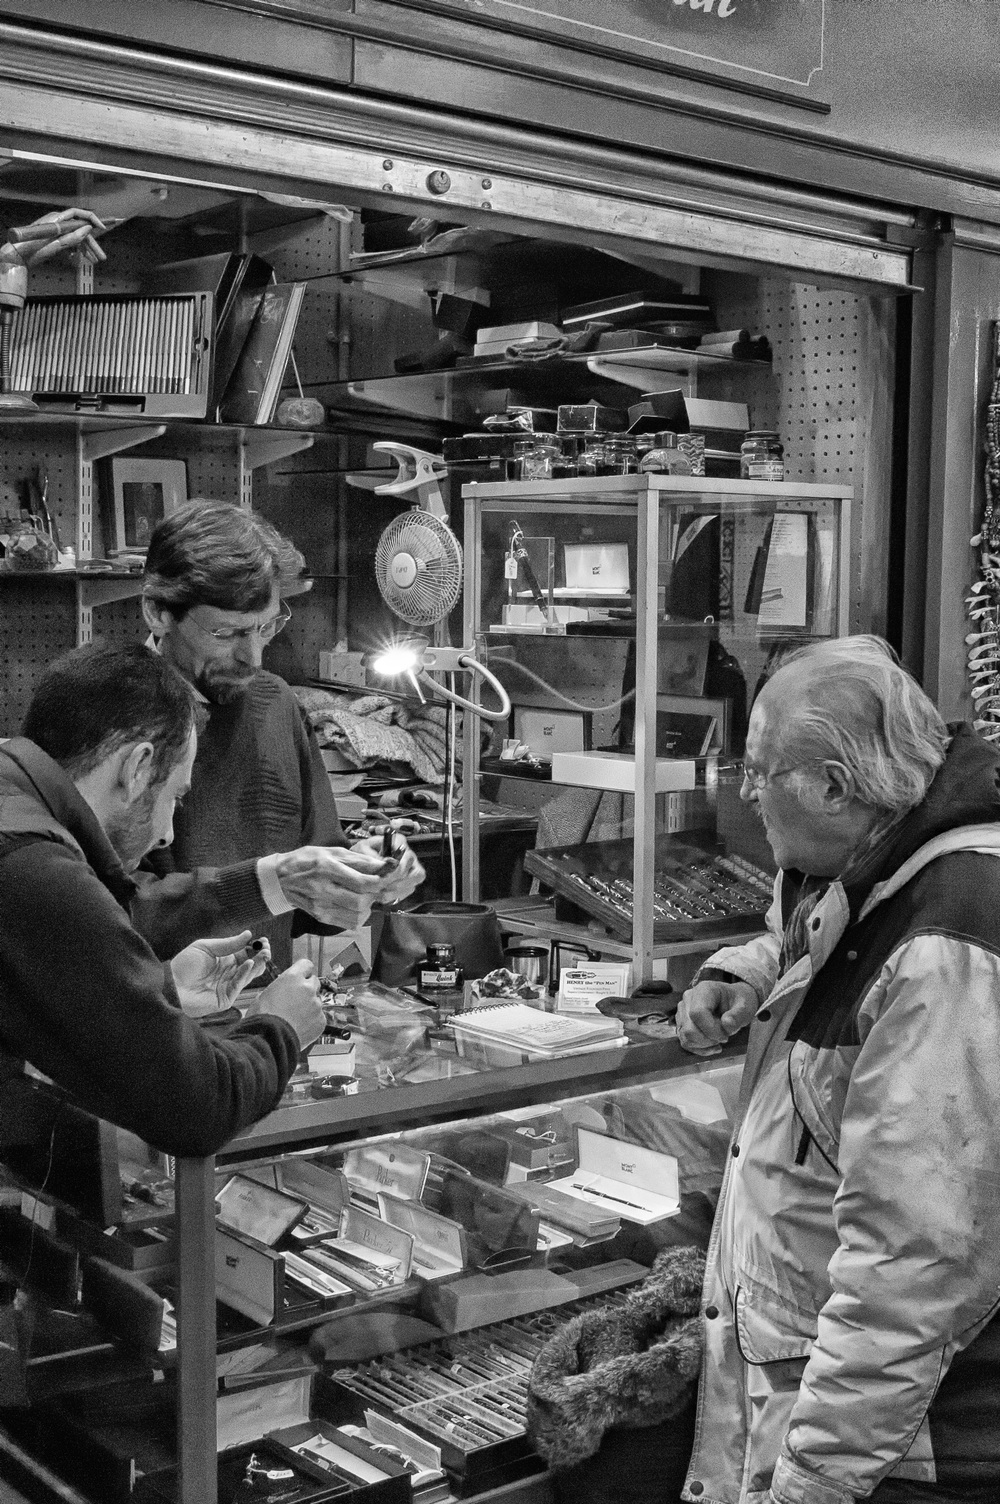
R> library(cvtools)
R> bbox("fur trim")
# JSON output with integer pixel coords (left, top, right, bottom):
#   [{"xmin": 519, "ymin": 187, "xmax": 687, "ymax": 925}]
[{"xmin": 526, "ymin": 1246, "xmax": 705, "ymax": 1471}]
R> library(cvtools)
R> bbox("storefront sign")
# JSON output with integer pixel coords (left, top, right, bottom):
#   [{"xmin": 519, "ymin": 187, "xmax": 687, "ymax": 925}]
[{"xmin": 425, "ymin": 0, "xmax": 827, "ymax": 97}]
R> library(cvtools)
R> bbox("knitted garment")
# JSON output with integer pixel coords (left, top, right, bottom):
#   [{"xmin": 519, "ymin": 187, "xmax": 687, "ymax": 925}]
[
  {"xmin": 526, "ymin": 1246, "xmax": 705, "ymax": 1471},
  {"xmin": 142, "ymin": 672, "xmax": 343, "ymax": 968},
  {"xmin": 296, "ymin": 686, "xmax": 449, "ymax": 785}
]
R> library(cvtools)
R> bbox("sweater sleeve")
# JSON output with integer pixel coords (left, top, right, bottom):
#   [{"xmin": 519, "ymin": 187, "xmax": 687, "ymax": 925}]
[
  {"xmin": 0, "ymin": 839, "xmax": 300, "ymax": 1157},
  {"xmin": 131, "ymin": 856, "xmax": 274, "ymax": 959},
  {"xmin": 290, "ymin": 705, "xmax": 350, "ymax": 940}
]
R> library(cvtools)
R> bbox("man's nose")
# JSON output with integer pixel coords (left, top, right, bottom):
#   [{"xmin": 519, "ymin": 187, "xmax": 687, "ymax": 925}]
[
  {"xmin": 739, "ymin": 777, "xmax": 756, "ymax": 805},
  {"xmin": 234, "ymin": 633, "xmax": 265, "ymax": 667}
]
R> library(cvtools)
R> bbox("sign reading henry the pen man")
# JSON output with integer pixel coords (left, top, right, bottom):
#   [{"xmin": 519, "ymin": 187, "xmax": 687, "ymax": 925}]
[{"xmin": 474, "ymin": 0, "xmax": 826, "ymax": 94}]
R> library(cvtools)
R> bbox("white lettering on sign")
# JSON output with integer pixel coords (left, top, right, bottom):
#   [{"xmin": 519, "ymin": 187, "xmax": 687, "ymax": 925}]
[{"xmin": 673, "ymin": 0, "xmax": 737, "ymax": 14}]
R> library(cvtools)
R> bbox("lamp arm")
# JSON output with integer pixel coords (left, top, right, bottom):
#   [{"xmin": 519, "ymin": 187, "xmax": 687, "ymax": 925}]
[{"xmin": 417, "ymin": 655, "xmax": 512, "ymax": 722}]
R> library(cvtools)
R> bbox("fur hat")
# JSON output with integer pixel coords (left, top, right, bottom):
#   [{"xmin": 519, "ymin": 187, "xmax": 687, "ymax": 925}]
[{"xmin": 526, "ymin": 1245, "xmax": 705, "ymax": 1471}]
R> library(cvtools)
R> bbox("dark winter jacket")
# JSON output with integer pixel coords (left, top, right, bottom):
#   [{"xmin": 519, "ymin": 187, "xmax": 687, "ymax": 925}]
[{"xmin": 0, "ymin": 738, "xmax": 301, "ymax": 1157}]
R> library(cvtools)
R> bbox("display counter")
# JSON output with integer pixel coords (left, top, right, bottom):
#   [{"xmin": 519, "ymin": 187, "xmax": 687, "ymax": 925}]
[{"xmin": 0, "ymin": 976, "xmax": 746, "ymax": 1504}]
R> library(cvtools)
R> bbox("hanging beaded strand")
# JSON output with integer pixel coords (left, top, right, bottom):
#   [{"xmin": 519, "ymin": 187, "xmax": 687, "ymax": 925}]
[{"xmin": 967, "ymin": 321, "xmax": 1000, "ymax": 743}]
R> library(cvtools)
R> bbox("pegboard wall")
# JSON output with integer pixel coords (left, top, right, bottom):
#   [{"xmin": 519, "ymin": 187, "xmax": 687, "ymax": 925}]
[
  {"xmin": 1, "ymin": 183, "xmax": 893, "ymax": 734},
  {"xmin": 703, "ymin": 270, "xmax": 896, "ymax": 638}
]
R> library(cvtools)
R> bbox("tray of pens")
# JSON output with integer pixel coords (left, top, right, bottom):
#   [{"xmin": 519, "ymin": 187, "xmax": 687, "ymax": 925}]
[
  {"xmin": 315, "ymin": 1285, "xmax": 644, "ymax": 1495},
  {"xmin": 525, "ymin": 834, "xmax": 774, "ymax": 942}
]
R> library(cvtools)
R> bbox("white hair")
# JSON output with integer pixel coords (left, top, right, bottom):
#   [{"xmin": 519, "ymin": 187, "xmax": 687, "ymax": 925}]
[{"xmin": 764, "ymin": 635, "xmax": 949, "ymax": 814}]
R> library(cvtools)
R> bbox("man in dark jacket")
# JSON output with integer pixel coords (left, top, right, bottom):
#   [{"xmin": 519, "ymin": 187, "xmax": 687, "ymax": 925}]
[
  {"xmin": 138, "ymin": 500, "xmax": 424, "ymax": 967},
  {"xmin": 0, "ymin": 643, "xmax": 324, "ymax": 1158}
]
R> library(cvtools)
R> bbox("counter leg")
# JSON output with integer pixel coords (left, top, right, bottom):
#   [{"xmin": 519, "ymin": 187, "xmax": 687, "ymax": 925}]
[{"xmin": 175, "ymin": 1155, "xmax": 218, "ymax": 1504}]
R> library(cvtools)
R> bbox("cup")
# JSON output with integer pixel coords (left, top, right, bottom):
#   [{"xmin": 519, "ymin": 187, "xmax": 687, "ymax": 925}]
[{"xmin": 504, "ymin": 944, "xmax": 549, "ymax": 988}]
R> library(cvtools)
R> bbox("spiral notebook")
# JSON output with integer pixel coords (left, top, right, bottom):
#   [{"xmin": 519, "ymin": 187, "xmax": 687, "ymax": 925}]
[{"xmin": 450, "ymin": 1002, "xmax": 625, "ymax": 1062}]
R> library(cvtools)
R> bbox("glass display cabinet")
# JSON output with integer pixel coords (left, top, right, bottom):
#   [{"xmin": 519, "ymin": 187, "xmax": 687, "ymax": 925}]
[
  {"xmin": 1, "ymin": 1012, "xmax": 744, "ymax": 1504},
  {"xmin": 462, "ymin": 475, "xmax": 852, "ymax": 979}
]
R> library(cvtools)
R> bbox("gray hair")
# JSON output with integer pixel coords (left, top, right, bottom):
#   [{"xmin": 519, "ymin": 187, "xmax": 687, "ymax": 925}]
[{"xmin": 764, "ymin": 634, "xmax": 949, "ymax": 814}]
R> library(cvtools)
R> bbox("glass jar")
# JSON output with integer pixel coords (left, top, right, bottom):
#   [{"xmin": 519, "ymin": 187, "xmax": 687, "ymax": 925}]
[
  {"xmin": 638, "ymin": 430, "xmax": 693, "ymax": 476},
  {"xmin": 551, "ymin": 435, "xmax": 580, "ymax": 479},
  {"xmin": 417, "ymin": 943, "xmax": 464, "ymax": 992},
  {"xmin": 600, "ymin": 437, "xmax": 638, "ymax": 476},
  {"xmin": 740, "ymin": 430, "xmax": 785, "ymax": 481},
  {"xmin": 577, "ymin": 441, "xmax": 601, "ymax": 478},
  {"xmin": 520, "ymin": 439, "xmax": 562, "ymax": 481}
]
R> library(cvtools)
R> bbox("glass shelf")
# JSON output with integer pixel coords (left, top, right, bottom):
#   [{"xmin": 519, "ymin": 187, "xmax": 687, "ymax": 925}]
[{"xmin": 318, "ymin": 345, "xmax": 769, "ymax": 428}]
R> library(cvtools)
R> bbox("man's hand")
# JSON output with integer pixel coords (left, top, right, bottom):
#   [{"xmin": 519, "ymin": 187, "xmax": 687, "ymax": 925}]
[
  {"xmin": 272, "ymin": 845, "xmax": 392, "ymax": 927},
  {"xmin": 170, "ymin": 930, "xmax": 265, "ymax": 1016},
  {"xmin": 351, "ymin": 834, "xmax": 426, "ymax": 906},
  {"xmin": 241, "ymin": 958, "xmax": 324, "ymax": 1049},
  {"xmin": 676, "ymin": 979, "xmax": 758, "ymax": 1056}
]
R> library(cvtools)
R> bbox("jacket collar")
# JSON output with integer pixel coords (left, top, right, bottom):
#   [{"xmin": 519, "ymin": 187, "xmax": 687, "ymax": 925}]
[
  {"xmin": 0, "ymin": 737, "xmax": 136, "ymax": 905},
  {"xmin": 780, "ymin": 724, "xmax": 1000, "ymax": 923}
]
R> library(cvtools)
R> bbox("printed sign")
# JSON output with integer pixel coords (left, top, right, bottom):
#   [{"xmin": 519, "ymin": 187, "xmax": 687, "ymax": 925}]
[{"xmin": 465, "ymin": 0, "xmax": 826, "ymax": 94}]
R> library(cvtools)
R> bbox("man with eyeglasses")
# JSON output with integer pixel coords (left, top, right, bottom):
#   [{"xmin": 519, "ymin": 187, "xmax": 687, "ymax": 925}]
[
  {"xmin": 673, "ymin": 635, "xmax": 1000, "ymax": 1504},
  {"xmin": 134, "ymin": 500, "xmax": 423, "ymax": 968}
]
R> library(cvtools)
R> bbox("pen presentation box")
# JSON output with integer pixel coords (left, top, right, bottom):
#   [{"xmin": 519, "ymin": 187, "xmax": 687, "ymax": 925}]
[
  {"xmin": 136, "ymin": 1434, "xmax": 404, "ymax": 1504},
  {"xmin": 81, "ymin": 1254, "xmax": 175, "ymax": 1355},
  {"xmin": 341, "ymin": 1142, "xmax": 430, "ymax": 1209},
  {"xmin": 272, "ymin": 1423, "xmax": 413, "ymax": 1504},
  {"xmin": 377, "ymin": 1192, "xmax": 467, "ymax": 1282},
  {"xmin": 547, "ymin": 1128, "xmax": 680, "ymax": 1225},
  {"xmin": 216, "ymin": 1226, "xmax": 354, "ymax": 1328},
  {"xmin": 315, "ymin": 1355, "xmax": 544, "ymax": 1499},
  {"xmin": 295, "ymin": 1205, "xmax": 415, "ymax": 1295},
  {"xmin": 525, "ymin": 833, "xmax": 771, "ymax": 943},
  {"xmin": 217, "ymin": 1173, "xmax": 310, "ymax": 1247},
  {"xmin": 502, "ymin": 1179, "xmax": 620, "ymax": 1243}
]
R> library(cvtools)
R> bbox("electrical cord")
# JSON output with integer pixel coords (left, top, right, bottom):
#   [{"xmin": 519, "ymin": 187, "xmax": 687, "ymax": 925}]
[
  {"xmin": 487, "ymin": 655, "xmax": 637, "ymax": 715},
  {"xmin": 418, "ymin": 654, "xmax": 511, "ymax": 721}
]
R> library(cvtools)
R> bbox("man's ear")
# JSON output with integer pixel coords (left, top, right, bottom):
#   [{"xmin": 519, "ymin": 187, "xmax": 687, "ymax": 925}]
[
  {"xmin": 819, "ymin": 760, "xmax": 856, "ymax": 811},
  {"xmin": 117, "ymin": 741, "xmax": 156, "ymax": 806},
  {"xmin": 142, "ymin": 595, "xmax": 172, "ymax": 636}
]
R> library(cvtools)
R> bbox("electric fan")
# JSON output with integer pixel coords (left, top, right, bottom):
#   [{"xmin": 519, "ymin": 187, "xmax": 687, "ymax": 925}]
[{"xmin": 353, "ymin": 442, "xmax": 510, "ymax": 722}]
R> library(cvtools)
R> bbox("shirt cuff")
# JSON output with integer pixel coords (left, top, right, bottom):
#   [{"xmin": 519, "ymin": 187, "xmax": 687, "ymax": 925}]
[{"xmin": 256, "ymin": 854, "xmax": 295, "ymax": 916}]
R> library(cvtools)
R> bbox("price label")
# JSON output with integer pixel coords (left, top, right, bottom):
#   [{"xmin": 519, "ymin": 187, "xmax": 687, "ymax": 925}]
[{"xmin": 504, "ymin": 557, "xmax": 519, "ymax": 580}]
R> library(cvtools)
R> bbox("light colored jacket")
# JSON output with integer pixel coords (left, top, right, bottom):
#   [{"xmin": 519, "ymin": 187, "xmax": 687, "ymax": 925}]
[{"xmin": 684, "ymin": 728, "xmax": 1000, "ymax": 1504}]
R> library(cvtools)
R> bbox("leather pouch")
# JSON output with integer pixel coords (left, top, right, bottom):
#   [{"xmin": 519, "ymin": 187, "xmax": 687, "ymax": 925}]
[{"xmin": 370, "ymin": 901, "xmax": 505, "ymax": 985}]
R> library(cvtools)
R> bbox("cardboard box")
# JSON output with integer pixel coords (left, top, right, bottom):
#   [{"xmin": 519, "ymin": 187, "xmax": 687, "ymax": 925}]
[
  {"xmin": 550, "ymin": 749, "xmax": 698, "ymax": 792},
  {"xmin": 317, "ymin": 651, "xmax": 368, "ymax": 688}
]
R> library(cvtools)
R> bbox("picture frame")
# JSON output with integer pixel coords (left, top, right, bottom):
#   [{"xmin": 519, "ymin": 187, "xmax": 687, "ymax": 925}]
[{"xmin": 108, "ymin": 457, "xmax": 187, "ymax": 555}]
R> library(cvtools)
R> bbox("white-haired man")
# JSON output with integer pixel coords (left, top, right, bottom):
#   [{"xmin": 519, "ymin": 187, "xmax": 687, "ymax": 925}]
[{"xmin": 677, "ymin": 635, "xmax": 1000, "ymax": 1504}]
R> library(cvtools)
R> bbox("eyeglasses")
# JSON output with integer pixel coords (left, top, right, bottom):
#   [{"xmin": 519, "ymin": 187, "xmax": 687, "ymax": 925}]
[
  {"xmin": 188, "ymin": 603, "xmax": 291, "ymax": 643},
  {"xmin": 738, "ymin": 760, "xmax": 806, "ymax": 790}
]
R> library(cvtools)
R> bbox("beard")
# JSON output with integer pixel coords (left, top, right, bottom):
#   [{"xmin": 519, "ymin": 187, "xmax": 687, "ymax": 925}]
[
  {"xmin": 195, "ymin": 661, "xmax": 257, "ymax": 704},
  {"xmin": 104, "ymin": 783, "xmax": 160, "ymax": 872}
]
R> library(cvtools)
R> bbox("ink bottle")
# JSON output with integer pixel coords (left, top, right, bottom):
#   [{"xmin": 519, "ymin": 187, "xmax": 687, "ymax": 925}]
[
  {"xmin": 740, "ymin": 430, "xmax": 785, "ymax": 481},
  {"xmin": 418, "ymin": 943, "xmax": 464, "ymax": 991},
  {"xmin": 638, "ymin": 430, "xmax": 693, "ymax": 475}
]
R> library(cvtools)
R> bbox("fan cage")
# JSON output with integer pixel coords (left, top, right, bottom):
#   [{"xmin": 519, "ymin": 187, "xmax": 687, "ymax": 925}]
[{"xmin": 375, "ymin": 509, "xmax": 463, "ymax": 627}]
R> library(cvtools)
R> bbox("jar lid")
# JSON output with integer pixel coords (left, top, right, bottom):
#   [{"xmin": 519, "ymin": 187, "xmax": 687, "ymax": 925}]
[
  {"xmin": 650, "ymin": 430, "xmax": 679, "ymax": 447},
  {"xmin": 744, "ymin": 429, "xmax": 780, "ymax": 438},
  {"xmin": 427, "ymin": 942, "xmax": 456, "ymax": 961}
]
